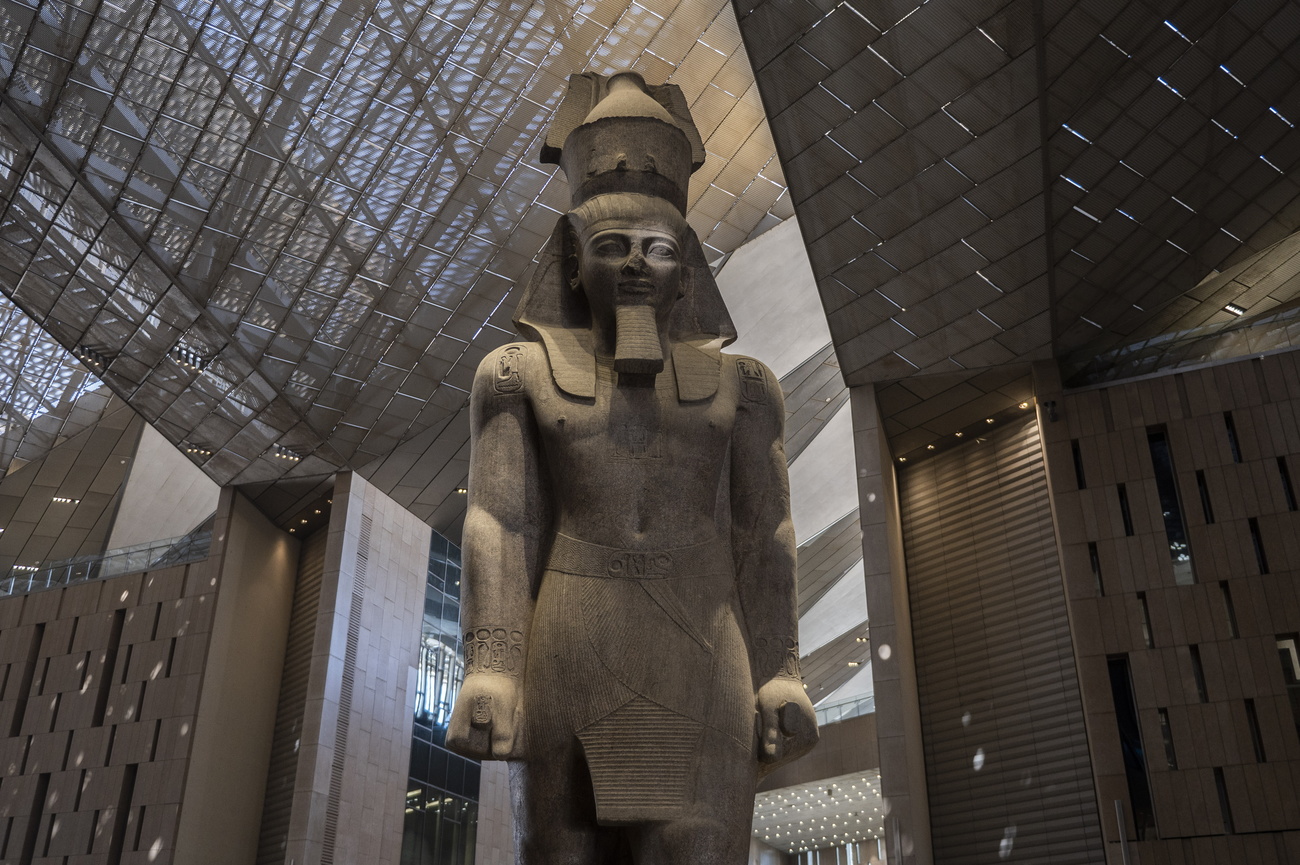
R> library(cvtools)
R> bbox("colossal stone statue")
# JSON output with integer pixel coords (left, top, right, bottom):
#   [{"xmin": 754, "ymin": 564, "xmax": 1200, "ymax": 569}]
[{"xmin": 447, "ymin": 71, "xmax": 817, "ymax": 863}]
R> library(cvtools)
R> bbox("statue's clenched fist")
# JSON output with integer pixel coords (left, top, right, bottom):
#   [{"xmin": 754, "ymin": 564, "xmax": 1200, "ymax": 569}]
[
  {"xmin": 447, "ymin": 674, "xmax": 522, "ymax": 760},
  {"xmin": 756, "ymin": 678, "xmax": 819, "ymax": 769}
]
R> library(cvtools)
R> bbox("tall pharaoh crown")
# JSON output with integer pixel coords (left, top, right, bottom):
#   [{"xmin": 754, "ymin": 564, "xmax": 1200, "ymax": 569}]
[{"xmin": 540, "ymin": 72, "xmax": 706, "ymax": 214}]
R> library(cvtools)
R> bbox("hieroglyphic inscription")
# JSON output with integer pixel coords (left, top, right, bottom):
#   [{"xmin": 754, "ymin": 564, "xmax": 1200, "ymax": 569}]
[
  {"xmin": 495, "ymin": 345, "xmax": 524, "ymax": 394},
  {"xmin": 615, "ymin": 422, "xmax": 659, "ymax": 458},
  {"xmin": 736, "ymin": 359, "xmax": 767, "ymax": 403},
  {"xmin": 606, "ymin": 551, "xmax": 674, "ymax": 578},
  {"xmin": 464, "ymin": 627, "xmax": 526, "ymax": 676},
  {"xmin": 752, "ymin": 634, "xmax": 801, "ymax": 679}
]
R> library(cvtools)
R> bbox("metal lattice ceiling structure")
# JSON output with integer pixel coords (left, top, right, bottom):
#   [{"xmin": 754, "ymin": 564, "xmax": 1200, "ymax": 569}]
[
  {"xmin": 0, "ymin": 292, "xmax": 112, "ymax": 474},
  {"xmin": 0, "ymin": 0, "xmax": 790, "ymax": 527},
  {"xmin": 0, "ymin": 0, "xmax": 1297, "ymax": 521},
  {"xmin": 736, "ymin": 0, "xmax": 1300, "ymax": 457}
]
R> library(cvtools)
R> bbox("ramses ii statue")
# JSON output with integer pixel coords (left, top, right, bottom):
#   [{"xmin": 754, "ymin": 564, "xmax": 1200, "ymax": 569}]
[{"xmin": 448, "ymin": 71, "xmax": 818, "ymax": 865}]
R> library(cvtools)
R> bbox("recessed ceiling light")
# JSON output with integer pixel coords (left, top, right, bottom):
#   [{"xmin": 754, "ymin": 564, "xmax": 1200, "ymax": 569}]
[
  {"xmin": 1018, "ymin": 401, "xmax": 1030, "ymax": 409},
  {"xmin": 985, "ymin": 418, "xmax": 995, "ymax": 423},
  {"xmin": 1225, "ymin": 303, "xmax": 1246, "ymax": 315}
]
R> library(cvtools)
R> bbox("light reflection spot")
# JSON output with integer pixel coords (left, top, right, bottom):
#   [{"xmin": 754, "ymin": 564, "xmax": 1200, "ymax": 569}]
[{"xmin": 973, "ymin": 747, "xmax": 985, "ymax": 771}]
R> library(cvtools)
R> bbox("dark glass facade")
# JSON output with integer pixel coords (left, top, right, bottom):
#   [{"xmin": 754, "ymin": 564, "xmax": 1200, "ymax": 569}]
[{"xmin": 403, "ymin": 532, "xmax": 481, "ymax": 865}]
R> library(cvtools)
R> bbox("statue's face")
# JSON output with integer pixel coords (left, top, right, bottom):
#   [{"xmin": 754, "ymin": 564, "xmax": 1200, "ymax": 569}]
[{"xmin": 577, "ymin": 225, "xmax": 682, "ymax": 324}]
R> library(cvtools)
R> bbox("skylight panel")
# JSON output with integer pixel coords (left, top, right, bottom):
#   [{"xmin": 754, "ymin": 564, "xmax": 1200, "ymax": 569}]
[{"xmin": 1163, "ymin": 20, "xmax": 1192, "ymax": 43}]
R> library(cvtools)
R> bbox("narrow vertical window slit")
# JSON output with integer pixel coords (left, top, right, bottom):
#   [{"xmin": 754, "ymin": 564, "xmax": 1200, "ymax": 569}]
[
  {"xmin": 1148, "ymin": 429, "xmax": 1193, "ymax": 583},
  {"xmin": 1196, "ymin": 470, "xmax": 1214, "ymax": 523},
  {"xmin": 1189, "ymin": 644, "xmax": 1208, "ymax": 702},
  {"xmin": 1137, "ymin": 592, "xmax": 1154, "ymax": 648},
  {"xmin": 1088, "ymin": 542, "xmax": 1103, "ymax": 595},
  {"xmin": 1224, "ymin": 411, "xmax": 1242, "ymax": 463},
  {"xmin": 1213, "ymin": 767, "xmax": 1234, "ymax": 834},
  {"xmin": 1108, "ymin": 655, "xmax": 1156, "ymax": 839},
  {"xmin": 1220, "ymin": 582, "xmax": 1239, "ymax": 638},
  {"xmin": 1276, "ymin": 635, "xmax": 1300, "ymax": 742},
  {"xmin": 1244, "ymin": 699, "xmax": 1266, "ymax": 762},
  {"xmin": 1158, "ymin": 708, "xmax": 1177, "ymax": 769},
  {"xmin": 1248, "ymin": 517, "xmax": 1268, "ymax": 574},
  {"xmin": 1072, "ymin": 438, "xmax": 1087, "ymax": 489},
  {"xmin": 1117, "ymin": 483, "xmax": 1134, "ymax": 536},
  {"xmin": 1278, "ymin": 457, "xmax": 1297, "ymax": 511}
]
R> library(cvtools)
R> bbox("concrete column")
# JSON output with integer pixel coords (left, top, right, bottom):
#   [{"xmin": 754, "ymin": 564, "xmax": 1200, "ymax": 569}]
[
  {"xmin": 174, "ymin": 487, "xmax": 299, "ymax": 864},
  {"xmin": 284, "ymin": 471, "xmax": 430, "ymax": 865},
  {"xmin": 474, "ymin": 759, "xmax": 515, "ymax": 865},
  {"xmin": 850, "ymin": 385, "xmax": 932, "ymax": 865}
]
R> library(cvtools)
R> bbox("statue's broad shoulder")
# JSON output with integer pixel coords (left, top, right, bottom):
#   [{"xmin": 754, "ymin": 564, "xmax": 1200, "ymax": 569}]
[
  {"xmin": 472, "ymin": 341, "xmax": 547, "ymax": 404},
  {"xmin": 722, "ymin": 352, "xmax": 784, "ymax": 420}
]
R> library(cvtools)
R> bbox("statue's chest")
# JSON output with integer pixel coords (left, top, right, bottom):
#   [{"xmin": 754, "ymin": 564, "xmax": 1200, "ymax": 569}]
[{"xmin": 533, "ymin": 382, "xmax": 733, "ymax": 464}]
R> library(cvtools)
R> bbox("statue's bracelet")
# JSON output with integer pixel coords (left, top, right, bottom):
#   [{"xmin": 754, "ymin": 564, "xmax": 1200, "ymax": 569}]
[
  {"xmin": 462, "ymin": 627, "xmax": 526, "ymax": 677},
  {"xmin": 752, "ymin": 634, "xmax": 801, "ymax": 680}
]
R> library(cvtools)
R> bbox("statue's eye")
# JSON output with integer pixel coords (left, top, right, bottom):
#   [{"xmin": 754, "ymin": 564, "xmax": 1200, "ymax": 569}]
[
  {"xmin": 648, "ymin": 243, "xmax": 676, "ymax": 259},
  {"xmin": 594, "ymin": 240, "xmax": 626, "ymax": 256}
]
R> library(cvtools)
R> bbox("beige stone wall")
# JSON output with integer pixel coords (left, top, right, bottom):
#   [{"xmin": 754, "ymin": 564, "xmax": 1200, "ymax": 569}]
[
  {"xmin": 1040, "ymin": 351, "xmax": 1300, "ymax": 863},
  {"xmin": 173, "ymin": 489, "xmax": 298, "ymax": 864},
  {"xmin": 0, "ymin": 539, "xmax": 219, "ymax": 862},
  {"xmin": 105, "ymin": 423, "xmax": 220, "ymax": 551},
  {"xmin": 851, "ymin": 386, "xmax": 932, "ymax": 865},
  {"xmin": 284, "ymin": 472, "xmax": 430, "ymax": 865},
  {"xmin": 474, "ymin": 760, "xmax": 515, "ymax": 865}
]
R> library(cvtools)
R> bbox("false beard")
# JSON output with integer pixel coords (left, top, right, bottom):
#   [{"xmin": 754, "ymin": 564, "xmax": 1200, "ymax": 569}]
[{"xmin": 613, "ymin": 304, "xmax": 664, "ymax": 375}]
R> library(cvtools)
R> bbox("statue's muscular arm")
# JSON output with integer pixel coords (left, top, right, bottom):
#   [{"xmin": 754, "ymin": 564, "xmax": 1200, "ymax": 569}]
[
  {"xmin": 728, "ymin": 356, "xmax": 818, "ymax": 769},
  {"xmin": 447, "ymin": 344, "xmax": 546, "ymax": 760}
]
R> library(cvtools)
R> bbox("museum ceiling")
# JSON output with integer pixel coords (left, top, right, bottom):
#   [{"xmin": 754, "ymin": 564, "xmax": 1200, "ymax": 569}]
[
  {"xmin": 0, "ymin": 0, "xmax": 1298, "ymax": 527},
  {"xmin": 736, "ymin": 0, "xmax": 1300, "ymax": 455},
  {"xmin": 0, "ymin": 0, "xmax": 786, "ymax": 529}
]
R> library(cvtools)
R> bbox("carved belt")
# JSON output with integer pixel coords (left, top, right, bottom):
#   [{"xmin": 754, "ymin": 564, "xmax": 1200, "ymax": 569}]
[{"xmin": 546, "ymin": 533, "xmax": 732, "ymax": 579}]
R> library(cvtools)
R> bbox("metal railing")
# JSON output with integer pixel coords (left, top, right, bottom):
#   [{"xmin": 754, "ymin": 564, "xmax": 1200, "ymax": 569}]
[
  {"xmin": 0, "ymin": 530, "xmax": 213, "ymax": 597},
  {"xmin": 815, "ymin": 693, "xmax": 875, "ymax": 726}
]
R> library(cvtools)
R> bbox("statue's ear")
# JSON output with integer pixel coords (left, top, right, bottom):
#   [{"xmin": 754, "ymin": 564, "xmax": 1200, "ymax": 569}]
[
  {"xmin": 562, "ymin": 218, "xmax": 582, "ymax": 292},
  {"xmin": 511, "ymin": 215, "xmax": 598, "ymax": 399},
  {"xmin": 514, "ymin": 215, "xmax": 591, "ymax": 338},
  {"xmin": 669, "ymin": 229, "xmax": 736, "ymax": 347}
]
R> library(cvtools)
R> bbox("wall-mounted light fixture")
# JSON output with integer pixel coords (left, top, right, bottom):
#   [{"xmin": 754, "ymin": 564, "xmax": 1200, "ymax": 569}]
[
  {"xmin": 73, "ymin": 345, "xmax": 111, "ymax": 369},
  {"xmin": 272, "ymin": 444, "xmax": 302, "ymax": 462},
  {"xmin": 169, "ymin": 345, "xmax": 211, "ymax": 372}
]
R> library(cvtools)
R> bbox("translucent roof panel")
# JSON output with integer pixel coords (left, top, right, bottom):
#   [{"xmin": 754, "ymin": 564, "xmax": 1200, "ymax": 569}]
[
  {"xmin": 0, "ymin": 0, "xmax": 788, "ymax": 523},
  {"xmin": 0, "ymin": 293, "xmax": 112, "ymax": 475},
  {"xmin": 737, "ymin": 0, "xmax": 1300, "ymax": 390}
]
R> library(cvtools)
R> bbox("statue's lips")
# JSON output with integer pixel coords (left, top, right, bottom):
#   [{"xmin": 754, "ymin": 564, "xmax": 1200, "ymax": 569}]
[{"xmin": 617, "ymin": 279, "xmax": 655, "ymax": 295}]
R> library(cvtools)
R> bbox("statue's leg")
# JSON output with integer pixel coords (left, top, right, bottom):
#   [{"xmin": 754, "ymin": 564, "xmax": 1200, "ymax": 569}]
[
  {"xmin": 512, "ymin": 742, "xmax": 619, "ymax": 865},
  {"xmin": 629, "ymin": 729, "xmax": 756, "ymax": 865}
]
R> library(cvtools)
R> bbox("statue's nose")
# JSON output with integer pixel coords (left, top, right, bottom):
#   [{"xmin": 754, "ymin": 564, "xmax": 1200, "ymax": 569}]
[{"xmin": 622, "ymin": 248, "xmax": 647, "ymax": 273}]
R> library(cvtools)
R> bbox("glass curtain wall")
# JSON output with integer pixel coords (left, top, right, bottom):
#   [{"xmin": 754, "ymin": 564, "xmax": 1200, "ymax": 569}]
[{"xmin": 404, "ymin": 532, "xmax": 481, "ymax": 865}]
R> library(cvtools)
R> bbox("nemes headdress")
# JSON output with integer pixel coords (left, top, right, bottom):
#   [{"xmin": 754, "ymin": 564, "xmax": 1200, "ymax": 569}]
[{"xmin": 513, "ymin": 72, "xmax": 737, "ymax": 400}]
